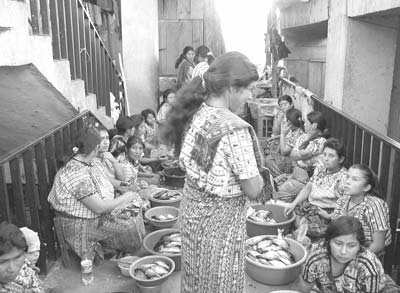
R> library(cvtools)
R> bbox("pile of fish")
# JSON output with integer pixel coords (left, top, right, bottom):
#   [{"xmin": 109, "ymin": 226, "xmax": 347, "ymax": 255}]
[
  {"xmin": 151, "ymin": 213, "xmax": 177, "ymax": 221},
  {"xmin": 246, "ymin": 230, "xmax": 295, "ymax": 267},
  {"xmin": 247, "ymin": 207, "xmax": 277, "ymax": 224},
  {"xmin": 154, "ymin": 232, "xmax": 181, "ymax": 254},
  {"xmin": 152, "ymin": 189, "xmax": 181, "ymax": 201},
  {"xmin": 134, "ymin": 260, "xmax": 172, "ymax": 280}
]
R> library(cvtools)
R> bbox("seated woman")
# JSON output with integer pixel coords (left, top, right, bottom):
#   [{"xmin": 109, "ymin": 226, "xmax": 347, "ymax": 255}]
[
  {"xmin": 271, "ymin": 94, "xmax": 294, "ymax": 137},
  {"xmin": 275, "ymin": 111, "xmax": 329, "ymax": 201},
  {"xmin": 48, "ymin": 127, "xmax": 145, "ymax": 260},
  {"xmin": 93, "ymin": 126, "xmax": 128, "ymax": 190},
  {"xmin": 284, "ymin": 138, "xmax": 347, "ymax": 238},
  {"xmin": 157, "ymin": 89, "xmax": 176, "ymax": 123},
  {"xmin": 122, "ymin": 136, "xmax": 160, "ymax": 187},
  {"xmin": 265, "ymin": 108, "xmax": 305, "ymax": 177},
  {"xmin": 115, "ymin": 116, "xmax": 136, "ymax": 142},
  {"xmin": 330, "ymin": 164, "xmax": 391, "ymax": 256},
  {"xmin": 0, "ymin": 222, "xmax": 46, "ymax": 292},
  {"xmin": 298, "ymin": 216, "xmax": 400, "ymax": 293}
]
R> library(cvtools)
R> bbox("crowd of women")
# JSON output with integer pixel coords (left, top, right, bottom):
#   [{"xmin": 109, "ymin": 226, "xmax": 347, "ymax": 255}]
[{"xmin": 1, "ymin": 47, "xmax": 399, "ymax": 292}]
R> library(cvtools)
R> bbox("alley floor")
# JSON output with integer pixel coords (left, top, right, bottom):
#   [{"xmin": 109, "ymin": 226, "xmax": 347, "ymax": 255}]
[{"xmin": 43, "ymin": 259, "xmax": 300, "ymax": 293}]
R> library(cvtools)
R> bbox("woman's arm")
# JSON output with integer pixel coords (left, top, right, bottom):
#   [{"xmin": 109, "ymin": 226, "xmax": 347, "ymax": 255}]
[
  {"xmin": 295, "ymin": 278, "xmax": 315, "ymax": 293},
  {"xmin": 240, "ymin": 175, "xmax": 264, "ymax": 200},
  {"xmin": 368, "ymin": 231, "xmax": 386, "ymax": 254},
  {"xmin": 272, "ymin": 112, "xmax": 284, "ymax": 136},
  {"xmin": 80, "ymin": 191, "xmax": 136, "ymax": 214},
  {"xmin": 284, "ymin": 182, "xmax": 312, "ymax": 215}
]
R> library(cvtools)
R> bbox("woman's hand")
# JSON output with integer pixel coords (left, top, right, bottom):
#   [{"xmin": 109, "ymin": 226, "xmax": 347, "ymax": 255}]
[
  {"xmin": 281, "ymin": 121, "xmax": 291, "ymax": 136},
  {"xmin": 317, "ymin": 207, "xmax": 331, "ymax": 220},
  {"xmin": 284, "ymin": 203, "xmax": 296, "ymax": 217},
  {"xmin": 102, "ymin": 152, "xmax": 117, "ymax": 163}
]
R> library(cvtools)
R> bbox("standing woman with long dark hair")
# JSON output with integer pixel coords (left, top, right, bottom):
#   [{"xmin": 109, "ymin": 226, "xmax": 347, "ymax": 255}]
[
  {"xmin": 175, "ymin": 46, "xmax": 195, "ymax": 89},
  {"xmin": 162, "ymin": 52, "xmax": 265, "ymax": 292}
]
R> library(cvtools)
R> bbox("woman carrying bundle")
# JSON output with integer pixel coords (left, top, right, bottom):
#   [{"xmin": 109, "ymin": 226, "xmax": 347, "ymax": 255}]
[{"xmin": 175, "ymin": 46, "xmax": 195, "ymax": 89}]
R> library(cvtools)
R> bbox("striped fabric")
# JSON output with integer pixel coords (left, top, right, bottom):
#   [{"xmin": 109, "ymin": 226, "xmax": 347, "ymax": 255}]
[
  {"xmin": 332, "ymin": 194, "xmax": 392, "ymax": 247},
  {"xmin": 303, "ymin": 243, "xmax": 387, "ymax": 292},
  {"xmin": 57, "ymin": 213, "xmax": 145, "ymax": 260},
  {"xmin": 308, "ymin": 163, "xmax": 347, "ymax": 209},
  {"xmin": 180, "ymin": 182, "xmax": 247, "ymax": 293},
  {"xmin": 179, "ymin": 103, "xmax": 263, "ymax": 292}
]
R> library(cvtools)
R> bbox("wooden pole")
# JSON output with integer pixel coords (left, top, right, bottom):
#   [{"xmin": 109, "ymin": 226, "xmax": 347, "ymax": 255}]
[{"xmin": 270, "ymin": 1, "xmax": 278, "ymax": 99}]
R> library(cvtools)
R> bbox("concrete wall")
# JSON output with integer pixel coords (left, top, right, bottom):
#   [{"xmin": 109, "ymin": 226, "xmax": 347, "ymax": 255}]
[
  {"xmin": 387, "ymin": 22, "xmax": 400, "ymax": 141},
  {"xmin": 280, "ymin": 0, "xmax": 328, "ymax": 29},
  {"xmin": 341, "ymin": 19, "xmax": 397, "ymax": 134},
  {"xmin": 121, "ymin": 0, "xmax": 159, "ymax": 115},
  {"xmin": 348, "ymin": 0, "xmax": 400, "ymax": 17}
]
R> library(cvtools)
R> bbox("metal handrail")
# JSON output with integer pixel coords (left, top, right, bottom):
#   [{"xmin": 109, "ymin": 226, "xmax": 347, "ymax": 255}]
[
  {"xmin": 280, "ymin": 77, "xmax": 400, "ymax": 150},
  {"xmin": 77, "ymin": 0, "xmax": 121, "ymax": 79}
]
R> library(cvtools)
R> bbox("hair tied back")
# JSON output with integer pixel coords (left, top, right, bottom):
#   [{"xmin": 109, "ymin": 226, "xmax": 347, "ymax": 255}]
[{"xmin": 72, "ymin": 146, "xmax": 79, "ymax": 154}]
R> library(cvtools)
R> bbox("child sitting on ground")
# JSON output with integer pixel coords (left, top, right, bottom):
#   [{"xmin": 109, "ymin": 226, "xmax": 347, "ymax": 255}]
[{"xmin": 0, "ymin": 222, "xmax": 46, "ymax": 292}]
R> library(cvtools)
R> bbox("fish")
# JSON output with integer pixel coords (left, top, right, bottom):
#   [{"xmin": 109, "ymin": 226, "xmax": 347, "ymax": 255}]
[
  {"xmin": 151, "ymin": 214, "xmax": 176, "ymax": 221},
  {"xmin": 246, "ymin": 235, "xmax": 273, "ymax": 246},
  {"xmin": 151, "ymin": 264, "xmax": 169, "ymax": 275},
  {"xmin": 268, "ymin": 259, "xmax": 287, "ymax": 267},
  {"xmin": 157, "ymin": 246, "xmax": 181, "ymax": 254},
  {"xmin": 155, "ymin": 260, "xmax": 170, "ymax": 270},
  {"xmin": 134, "ymin": 269, "xmax": 147, "ymax": 280}
]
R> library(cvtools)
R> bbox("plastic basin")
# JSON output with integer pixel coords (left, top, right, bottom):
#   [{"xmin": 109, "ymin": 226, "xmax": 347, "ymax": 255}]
[
  {"xmin": 142, "ymin": 228, "xmax": 181, "ymax": 271},
  {"xmin": 246, "ymin": 203, "xmax": 295, "ymax": 237},
  {"xmin": 129, "ymin": 255, "xmax": 175, "ymax": 287},
  {"xmin": 117, "ymin": 255, "xmax": 140, "ymax": 277},
  {"xmin": 245, "ymin": 236, "xmax": 307, "ymax": 285},
  {"xmin": 144, "ymin": 206, "xmax": 179, "ymax": 229},
  {"xmin": 149, "ymin": 188, "xmax": 182, "ymax": 208},
  {"xmin": 162, "ymin": 167, "xmax": 185, "ymax": 188}
]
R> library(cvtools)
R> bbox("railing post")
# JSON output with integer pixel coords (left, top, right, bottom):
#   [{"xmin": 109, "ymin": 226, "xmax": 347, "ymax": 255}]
[{"xmin": 0, "ymin": 164, "xmax": 12, "ymax": 222}]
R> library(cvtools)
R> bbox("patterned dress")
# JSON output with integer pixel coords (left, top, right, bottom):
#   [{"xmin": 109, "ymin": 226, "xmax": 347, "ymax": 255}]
[
  {"xmin": 265, "ymin": 127, "xmax": 304, "ymax": 177},
  {"xmin": 0, "ymin": 261, "xmax": 45, "ymax": 293},
  {"xmin": 331, "ymin": 194, "xmax": 392, "ymax": 248},
  {"xmin": 275, "ymin": 135, "xmax": 326, "ymax": 202},
  {"xmin": 48, "ymin": 159, "xmax": 145, "ymax": 260},
  {"xmin": 295, "ymin": 163, "xmax": 347, "ymax": 238},
  {"xmin": 303, "ymin": 243, "xmax": 400, "ymax": 293},
  {"xmin": 179, "ymin": 103, "xmax": 264, "ymax": 293}
]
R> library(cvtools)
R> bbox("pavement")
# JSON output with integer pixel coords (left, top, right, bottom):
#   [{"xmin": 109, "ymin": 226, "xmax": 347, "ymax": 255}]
[{"xmin": 43, "ymin": 258, "xmax": 300, "ymax": 293}]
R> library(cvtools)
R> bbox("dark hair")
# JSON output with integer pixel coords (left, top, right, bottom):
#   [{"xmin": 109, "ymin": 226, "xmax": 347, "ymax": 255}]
[
  {"xmin": 126, "ymin": 135, "xmax": 145, "ymax": 151},
  {"xmin": 108, "ymin": 128, "xmax": 119, "ymax": 140},
  {"xmin": 162, "ymin": 52, "xmax": 258, "ymax": 154},
  {"xmin": 195, "ymin": 45, "xmax": 211, "ymax": 63},
  {"xmin": 307, "ymin": 111, "xmax": 328, "ymax": 133},
  {"xmin": 116, "ymin": 116, "xmax": 135, "ymax": 134},
  {"xmin": 75, "ymin": 127, "xmax": 101, "ymax": 155},
  {"xmin": 207, "ymin": 55, "xmax": 215, "ymax": 66},
  {"xmin": 325, "ymin": 216, "xmax": 367, "ymax": 249},
  {"xmin": 0, "ymin": 222, "xmax": 28, "ymax": 256},
  {"xmin": 323, "ymin": 138, "xmax": 346, "ymax": 160},
  {"xmin": 158, "ymin": 89, "xmax": 175, "ymax": 111},
  {"xmin": 141, "ymin": 109, "xmax": 156, "ymax": 121},
  {"xmin": 286, "ymin": 108, "xmax": 304, "ymax": 131},
  {"xmin": 109, "ymin": 136, "xmax": 126, "ymax": 158},
  {"xmin": 175, "ymin": 46, "xmax": 195, "ymax": 69},
  {"xmin": 130, "ymin": 114, "xmax": 144, "ymax": 129},
  {"xmin": 278, "ymin": 94, "xmax": 293, "ymax": 105},
  {"xmin": 349, "ymin": 164, "xmax": 381, "ymax": 197},
  {"xmin": 298, "ymin": 111, "xmax": 330, "ymax": 150}
]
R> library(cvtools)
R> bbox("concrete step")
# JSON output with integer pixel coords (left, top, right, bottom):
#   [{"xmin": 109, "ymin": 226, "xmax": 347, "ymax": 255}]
[{"xmin": 71, "ymin": 79, "xmax": 86, "ymax": 111}]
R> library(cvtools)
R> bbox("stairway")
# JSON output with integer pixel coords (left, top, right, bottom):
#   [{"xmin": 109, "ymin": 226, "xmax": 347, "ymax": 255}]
[{"xmin": 0, "ymin": 0, "xmax": 114, "ymax": 128}]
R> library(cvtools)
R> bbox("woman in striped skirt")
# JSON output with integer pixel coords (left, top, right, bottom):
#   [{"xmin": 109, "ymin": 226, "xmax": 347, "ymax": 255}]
[{"xmin": 162, "ymin": 52, "xmax": 266, "ymax": 292}]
